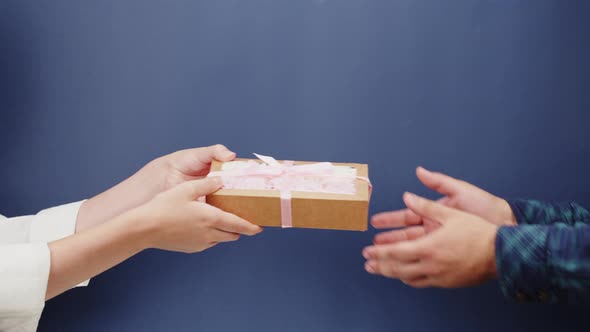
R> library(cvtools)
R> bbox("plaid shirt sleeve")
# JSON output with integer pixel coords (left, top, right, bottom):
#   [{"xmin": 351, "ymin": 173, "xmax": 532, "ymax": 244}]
[
  {"xmin": 495, "ymin": 200, "xmax": 590, "ymax": 303},
  {"xmin": 508, "ymin": 199, "xmax": 590, "ymax": 226}
]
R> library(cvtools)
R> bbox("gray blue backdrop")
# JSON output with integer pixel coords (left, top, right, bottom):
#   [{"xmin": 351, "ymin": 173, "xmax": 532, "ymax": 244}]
[{"xmin": 1, "ymin": 0, "xmax": 589, "ymax": 331}]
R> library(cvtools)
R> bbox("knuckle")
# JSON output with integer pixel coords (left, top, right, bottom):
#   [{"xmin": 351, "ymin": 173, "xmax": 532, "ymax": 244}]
[
  {"xmin": 423, "ymin": 201, "xmax": 436, "ymax": 215},
  {"xmin": 398, "ymin": 231, "xmax": 409, "ymax": 241},
  {"xmin": 384, "ymin": 264, "xmax": 398, "ymax": 277},
  {"xmin": 425, "ymin": 264, "xmax": 442, "ymax": 277},
  {"xmin": 418, "ymin": 244, "xmax": 434, "ymax": 259},
  {"xmin": 212, "ymin": 144, "xmax": 226, "ymax": 151},
  {"xmin": 415, "ymin": 246, "xmax": 429, "ymax": 259},
  {"xmin": 209, "ymin": 215, "xmax": 221, "ymax": 227},
  {"xmin": 385, "ymin": 248, "xmax": 396, "ymax": 260},
  {"xmin": 202, "ymin": 211, "xmax": 217, "ymax": 225},
  {"xmin": 413, "ymin": 282, "xmax": 429, "ymax": 289}
]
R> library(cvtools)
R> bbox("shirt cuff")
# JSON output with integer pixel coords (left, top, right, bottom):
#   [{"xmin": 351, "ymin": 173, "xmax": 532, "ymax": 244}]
[
  {"xmin": 495, "ymin": 225, "xmax": 555, "ymax": 302},
  {"xmin": 29, "ymin": 201, "xmax": 90, "ymax": 287},
  {"xmin": 507, "ymin": 199, "xmax": 542, "ymax": 225},
  {"xmin": 29, "ymin": 201, "xmax": 85, "ymax": 244},
  {"xmin": 507, "ymin": 199, "xmax": 590, "ymax": 226},
  {"xmin": 0, "ymin": 243, "xmax": 50, "ymax": 320}
]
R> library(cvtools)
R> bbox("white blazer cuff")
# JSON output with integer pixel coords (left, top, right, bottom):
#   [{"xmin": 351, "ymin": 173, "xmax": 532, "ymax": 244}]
[
  {"xmin": 29, "ymin": 201, "xmax": 90, "ymax": 287},
  {"xmin": 29, "ymin": 201, "xmax": 86, "ymax": 243}
]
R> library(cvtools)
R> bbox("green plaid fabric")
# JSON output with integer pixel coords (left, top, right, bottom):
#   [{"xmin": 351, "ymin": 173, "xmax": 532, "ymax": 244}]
[{"xmin": 495, "ymin": 200, "xmax": 590, "ymax": 303}]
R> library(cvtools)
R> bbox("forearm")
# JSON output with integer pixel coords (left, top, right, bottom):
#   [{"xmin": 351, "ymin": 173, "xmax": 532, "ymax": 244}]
[
  {"xmin": 75, "ymin": 162, "xmax": 162, "ymax": 232},
  {"xmin": 46, "ymin": 209, "xmax": 151, "ymax": 300}
]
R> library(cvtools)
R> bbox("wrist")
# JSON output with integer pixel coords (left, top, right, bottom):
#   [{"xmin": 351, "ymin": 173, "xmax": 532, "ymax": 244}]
[
  {"xmin": 499, "ymin": 199, "xmax": 517, "ymax": 226},
  {"xmin": 144, "ymin": 157, "xmax": 177, "ymax": 193},
  {"xmin": 129, "ymin": 160, "xmax": 166, "ymax": 200},
  {"xmin": 115, "ymin": 208, "xmax": 157, "ymax": 252},
  {"xmin": 75, "ymin": 163, "xmax": 163, "ymax": 232},
  {"xmin": 75, "ymin": 199, "xmax": 93, "ymax": 232},
  {"xmin": 485, "ymin": 225, "xmax": 499, "ymax": 280},
  {"xmin": 488, "ymin": 226, "xmax": 500, "ymax": 279}
]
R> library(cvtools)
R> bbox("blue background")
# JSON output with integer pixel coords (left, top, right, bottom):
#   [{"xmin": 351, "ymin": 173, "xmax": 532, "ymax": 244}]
[{"xmin": 1, "ymin": 0, "xmax": 589, "ymax": 331}]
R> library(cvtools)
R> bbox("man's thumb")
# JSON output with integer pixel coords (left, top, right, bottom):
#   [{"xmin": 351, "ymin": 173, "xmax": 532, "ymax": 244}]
[{"xmin": 403, "ymin": 192, "xmax": 457, "ymax": 225}]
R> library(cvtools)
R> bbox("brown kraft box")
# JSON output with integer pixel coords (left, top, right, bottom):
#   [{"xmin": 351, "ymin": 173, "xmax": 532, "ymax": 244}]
[{"xmin": 206, "ymin": 158, "xmax": 370, "ymax": 231}]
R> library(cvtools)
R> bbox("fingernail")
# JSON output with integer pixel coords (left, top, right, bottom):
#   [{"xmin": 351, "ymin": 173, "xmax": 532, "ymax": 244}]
[
  {"xmin": 404, "ymin": 192, "xmax": 417, "ymax": 205},
  {"xmin": 365, "ymin": 261, "xmax": 376, "ymax": 274}
]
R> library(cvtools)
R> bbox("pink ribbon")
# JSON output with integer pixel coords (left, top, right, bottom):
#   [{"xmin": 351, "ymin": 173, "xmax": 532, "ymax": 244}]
[{"xmin": 209, "ymin": 153, "xmax": 370, "ymax": 228}]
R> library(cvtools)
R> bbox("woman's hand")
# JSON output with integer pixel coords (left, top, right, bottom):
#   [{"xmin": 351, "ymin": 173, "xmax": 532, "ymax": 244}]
[
  {"xmin": 47, "ymin": 177, "xmax": 262, "ymax": 299},
  {"xmin": 135, "ymin": 177, "xmax": 262, "ymax": 253},
  {"xmin": 76, "ymin": 144, "xmax": 236, "ymax": 232},
  {"xmin": 149, "ymin": 144, "xmax": 237, "ymax": 191},
  {"xmin": 371, "ymin": 167, "xmax": 515, "ymax": 246}
]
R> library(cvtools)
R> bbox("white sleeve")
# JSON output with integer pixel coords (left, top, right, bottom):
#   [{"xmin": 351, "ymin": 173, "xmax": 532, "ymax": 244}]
[
  {"xmin": 27, "ymin": 202, "xmax": 90, "ymax": 287},
  {"xmin": 0, "ymin": 202, "xmax": 89, "ymax": 332},
  {"xmin": 0, "ymin": 243, "xmax": 50, "ymax": 332},
  {"xmin": 28, "ymin": 201, "xmax": 86, "ymax": 244},
  {"xmin": 0, "ymin": 215, "xmax": 33, "ymax": 244},
  {"xmin": 0, "ymin": 201, "xmax": 85, "ymax": 245}
]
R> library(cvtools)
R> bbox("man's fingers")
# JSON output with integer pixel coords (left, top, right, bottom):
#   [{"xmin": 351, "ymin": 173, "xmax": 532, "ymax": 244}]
[
  {"xmin": 371, "ymin": 209, "xmax": 423, "ymax": 229},
  {"xmin": 401, "ymin": 276, "xmax": 432, "ymax": 288},
  {"xmin": 211, "ymin": 208, "xmax": 263, "ymax": 236},
  {"xmin": 423, "ymin": 219, "xmax": 441, "ymax": 233},
  {"xmin": 403, "ymin": 192, "xmax": 459, "ymax": 225},
  {"xmin": 416, "ymin": 167, "xmax": 464, "ymax": 197},
  {"xmin": 373, "ymin": 226, "xmax": 426, "ymax": 245},
  {"xmin": 363, "ymin": 240, "xmax": 426, "ymax": 263},
  {"xmin": 365, "ymin": 260, "xmax": 428, "ymax": 281}
]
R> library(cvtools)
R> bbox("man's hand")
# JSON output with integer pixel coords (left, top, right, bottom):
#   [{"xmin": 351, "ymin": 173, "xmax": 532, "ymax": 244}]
[
  {"xmin": 76, "ymin": 144, "xmax": 236, "ymax": 232},
  {"xmin": 363, "ymin": 192, "xmax": 498, "ymax": 288},
  {"xmin": 371, "ymin": 167, "xmax": 515, "ymax": 246}
]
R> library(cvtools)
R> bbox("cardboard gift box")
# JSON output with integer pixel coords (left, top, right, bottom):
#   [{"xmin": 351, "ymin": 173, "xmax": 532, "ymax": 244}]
[{"xmin": 206, "ymin": 154, "xmax": 371, "ymax": 231}]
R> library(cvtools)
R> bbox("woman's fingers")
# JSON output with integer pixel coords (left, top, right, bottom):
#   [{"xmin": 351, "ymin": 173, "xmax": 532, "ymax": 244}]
[
  {"xmin": 208, "ymin": 229, "xmax": 241, "ymax": 243},
  {"xmin": 207, "ymin": 207, "xmax": 262, "ymax": 236}
]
